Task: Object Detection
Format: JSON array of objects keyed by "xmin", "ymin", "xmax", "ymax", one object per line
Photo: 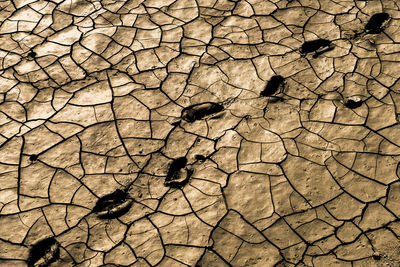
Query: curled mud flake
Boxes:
[
  {"xmin": 344, "ymin": 96, "xmax": 363, "ymax": 109},
  {"xmin": 365, "ymin": 13, "xmax": 390, "ymax": 34},
  {"xmin": 300, "ymin": 39, "xmax": 333, "ymax": 55},
  {"xmin": 29, "ymin": 154, "xmax": 38, "ymax": 161},
  {"xmin": 28, "ymin": 237, "xmax": 60, "ymax": 267},
  {"xmin": 261, "ymin": 75, "xmax": 285, "ymax": 96},
  {"xmin": 181, "ymin": 102, "xmax": 224, "ymax": 122},
  {"xmin": 93, "ymin": 189, "xmax": 133, "ymax": 219},
  {"xmin": 165, "ymin": 157, "xmax": 193, "ymax": 188}
]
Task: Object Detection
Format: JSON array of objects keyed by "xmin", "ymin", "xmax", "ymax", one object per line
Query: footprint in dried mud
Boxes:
[
  {"xmin": 165, "ymin": 157, "xmax": 193, "ymax": 188},
  {"xmin": 301, "ymin": 39, "xmax": 334, "ymax": 58},
  {"xmin": 92, "ymin": 189, "xmax": 133, "ymax": 219},
  {"xmin": 365, "ymin": 13, "xmax": 390, "ymax": 34},
  {"xmin": 344, "ymin": 96, "xmax": 363, "ymax": 109},
  {"xmin": 261, "ymin": 75, "xmax": 285, "ymax": 96},
  {"xmin": 27, "ymin": 237, "xmax": 60, "ymax": 267},
  {"xmin": 181, "ymin": 102, "xmax": 224, "ymax": 122}
]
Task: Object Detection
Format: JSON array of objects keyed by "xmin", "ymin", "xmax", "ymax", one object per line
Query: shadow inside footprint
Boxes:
[
  {"xmin": 165, "ymin": 157, "xmax": 193, "ymax": 188},
  {"xmin": 28, "ymin": 237, "xmax": 60, "ymax": 267},
  {"xmin": 365, "ymin": 13, "xmax": 390, "ymax": 34},
  {"xmin": 261, "ymin": 75, "xmax": 285, "ymax": 96},
  {"xmin": 301, "ymin": 39, "xmax": 333, "ymax": 55},
  {"xmin": 93, "ymin": 189, "xmax": 133, "ymax": 219},
  {"xmin": 344, "ymin": 97, "xmax": 363, "ymax": 109},
  {"xmin": 181, "ymin": 102, "xmax": 224, "ymax": 122}
]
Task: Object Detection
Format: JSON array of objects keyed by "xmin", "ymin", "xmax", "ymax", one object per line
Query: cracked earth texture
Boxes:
[{"xmin": 1, "ymin": 0, "xmax": 400, "ymax": 266}]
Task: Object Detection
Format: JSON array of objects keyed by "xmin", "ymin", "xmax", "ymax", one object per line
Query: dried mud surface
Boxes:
[{"xmin": 1, "ymin": 0, "xmax": 400, "ymax": 266}]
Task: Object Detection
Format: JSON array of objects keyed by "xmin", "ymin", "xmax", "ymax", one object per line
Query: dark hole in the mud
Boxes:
[
  {"xmin": 28, "ymin": 237, "xmax": 60, "ymax": 267},
  {"xmin": 195, "ymin": 154, "xmax": 206, "ymax": 161},
  {"xmin": 93, "ymin": 189, "xmax": 133, "ymax": 219},
  {"xmin": 29, "ymin": 154, "xmax": 38, "ymax": 161},
  {"xmin": 300, "ymin": 39, "xmax": 332, "ymax": 54},
  {"xmin": 181, "ymin": 102, "xmax": 224, "ymax": 122},
  {"xmin": 345, "ymin": 98, "xmax": 363, "ymax": 109},
  {"xmin": 261, "ymin": 75, "xmax": 285, "ymax": 96},
  {"xmin": 365, "ymin": 13, "xmax": 390, "ymax": 34},
  {"xmin": 27, "ymin": 51, "xmax": 36, "ymax": 58},
  {"xmin": 165, "ymin": 157, "xmax": 192, "ymax": 188},
  {"xmin": 372, "ymin": 254, "xmax": 381, "ymax": 260}
]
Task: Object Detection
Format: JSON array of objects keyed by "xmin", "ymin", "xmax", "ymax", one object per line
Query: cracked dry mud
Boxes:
[{"xmin": 1, "ymin": 0, "xmax": 400, "ymax": 266}]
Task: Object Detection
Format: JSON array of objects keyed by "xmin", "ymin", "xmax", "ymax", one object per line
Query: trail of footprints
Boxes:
[{"xmin": 1, "ymin": 0, "xmax": 400, "ymax": 266}]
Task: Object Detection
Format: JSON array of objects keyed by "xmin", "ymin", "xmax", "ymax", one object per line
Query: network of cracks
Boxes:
[{"xmin": 1, "ymin": 0, "xmax": 400, "ymax": 266}]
